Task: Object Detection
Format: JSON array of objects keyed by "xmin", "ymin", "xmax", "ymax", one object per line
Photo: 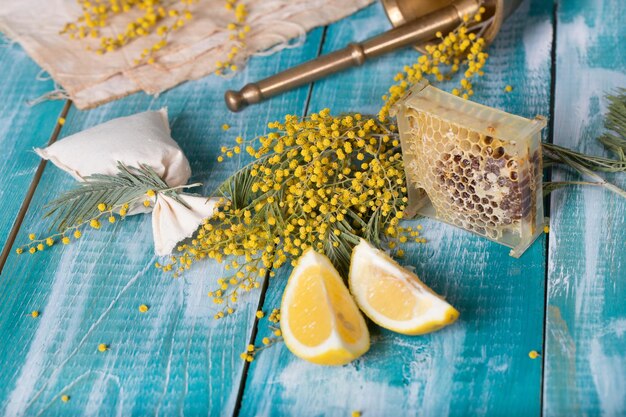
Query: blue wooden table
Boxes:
[{"xmin": 0, "ymin": 1, "xmax": 624, "ymax": 416}]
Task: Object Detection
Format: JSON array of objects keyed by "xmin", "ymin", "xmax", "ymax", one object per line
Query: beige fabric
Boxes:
[
  {"xmin": 35, "ymin": 109, "xmax": 216, "ymax": 255},
  {"xmin": 152, "ymin": 193, "xmax": 219, "ymax": 256},
  {"xmin": 0, "ymin": 0, "xmax": 374, "ymax": 109}
]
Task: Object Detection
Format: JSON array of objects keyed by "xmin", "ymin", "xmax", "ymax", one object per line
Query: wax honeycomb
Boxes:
[{"xmin": 393, "ymin": 81, "xmax": 547, "ymax": 258}]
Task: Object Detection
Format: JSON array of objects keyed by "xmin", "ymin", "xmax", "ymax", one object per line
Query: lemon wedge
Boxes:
[
  {"xmin": 280, "ymin": 248, "xmax": 370, "ymax": 365},
  {"xmin": 349, "ymin": 239, "xmax": 459, "ymax": 335}
]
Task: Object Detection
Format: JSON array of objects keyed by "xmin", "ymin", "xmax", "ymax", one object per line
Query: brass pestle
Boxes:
[{"xmin": 224, "ymin": 0, "xmax": 523, "ymax": 112}]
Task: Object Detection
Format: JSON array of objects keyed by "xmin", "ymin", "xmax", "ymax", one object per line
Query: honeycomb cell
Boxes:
[{"xmin": 394, "ymin": 80, "xmax": 547, "ymax": 258}]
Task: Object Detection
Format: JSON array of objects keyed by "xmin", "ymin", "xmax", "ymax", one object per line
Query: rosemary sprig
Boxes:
[
  {"xmin": 45, "ymin": 162, "xmax": 191, "ymax": 231},
  {"xmin": 19, "ymin": 162, "xmax": 201, "ymax": 255},
  {"xmin": 543, "ymin": 89, "xmax": 626, "ymax": 198},
  {"xmin": 543, "ymin": 142, "xmax": 626, "ymax": 173},
  {"xmin": 542, "ymin": 181, "xmax": 602, "ymax": 197},
  {"xmin": 600, "ymin": 88, "xmax": 626, "ymax": 161}
]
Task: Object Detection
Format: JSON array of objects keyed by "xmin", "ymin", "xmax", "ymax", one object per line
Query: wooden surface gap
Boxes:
[
  {"xmin": 0, "ymin": 100, "xmax": 71, "ymax": 274},
  {"xmin": 233, "ymin": 28, "xmax": 328, "ymax": 416},
  {"xmin": 232, "ymin": 270, "xmax": 271, "ymax": 417},
  {"xmin": 539, "ymin": 3, "xmax": 559, "ymax": 415},
  {"xmin": 302, "ymin": 26, "xmax": 329, "ymax": 117}
]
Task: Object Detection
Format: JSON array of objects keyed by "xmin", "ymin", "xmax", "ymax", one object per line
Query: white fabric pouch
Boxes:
[
  {"xmin": 152, "ymin": 194, "xmax": 218, "ymax": 256},
  {"xmin": 35, "ymin": 109, "xmax": 191, "ymax": 187},
  {"xmin": 35, "ymin": 109, "xmax": 218, "ymax": 256}
]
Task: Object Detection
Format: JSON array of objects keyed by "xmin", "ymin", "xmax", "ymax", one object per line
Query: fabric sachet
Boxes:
[
  {"xmin": 151, "ymin": 193, "xmax": 218, "ymax": 256},
  {"xmin": 35, "ymin": 109, "xmax": 218, "ymax": 256}
]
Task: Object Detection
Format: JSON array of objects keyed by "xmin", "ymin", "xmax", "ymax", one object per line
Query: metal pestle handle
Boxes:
[{"xmin": 224, "ymin": 0, "xmax": 479, "ymax": 112}]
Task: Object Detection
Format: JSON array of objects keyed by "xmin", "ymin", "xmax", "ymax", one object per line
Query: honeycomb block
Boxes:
[{"xmin": 392, "ymin": 80, "xmax": 547, "ymax": 258}]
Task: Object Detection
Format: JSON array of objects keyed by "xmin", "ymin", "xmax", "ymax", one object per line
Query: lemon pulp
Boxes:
[
  {"xmin": 349, "ymin": 239, "xmax": 459, "ymax": 335},
  {"xmin": 281, "ymin": 249, "xmax": 369, "ymax": 365}
]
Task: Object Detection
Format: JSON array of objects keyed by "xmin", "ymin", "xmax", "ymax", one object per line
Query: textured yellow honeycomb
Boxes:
[
  {"xmin": 403, "ymin": 108, "xmax": 541, "ymax": 241},
  {"xmin": 394, "ymin": 81, "xmax": 547, "ymax": 257}
]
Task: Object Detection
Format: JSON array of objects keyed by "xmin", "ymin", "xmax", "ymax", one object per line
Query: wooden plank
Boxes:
[
  {"xmin": 0, "ymin": 35, "xmax": 66, "ymax": 255},
  {"xmin": 0, "ymin": 29, "xmax": 324, "ymax": 416},
  {"xmin": 239, "ymin": 1, "xmax": 553, "ymax": 416},
  {"xmin": 544, "ymin": 0, "xmax": 626, "ymax": 415}
]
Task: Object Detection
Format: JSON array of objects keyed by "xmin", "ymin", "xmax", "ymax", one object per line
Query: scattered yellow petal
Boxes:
[
  {"xmin": 139, "ymin": 304, "xmax": 149, "ymax": 313},
  {"xmin": 528, "ymin": 350, "xmax": 540, "ymax": 359},
  {"xmin": 543, "ymin": 225, "xmax": 550, "ymax": 234},
  {"xmin": 58, "ymin": 117, "xmax": 66, "ymax": 125},
  {"xmin": 222, "ymin": 124, "xmax": 230, "ymax": 131},
  {"xmin": 505, "ymin": 85, "xmax": 513, "ymax": 93},
  {"xmin": 31, "ymin": 310, "xmax": 40, "ymax": 318},
  {"xmin": 61, "ymin": 395, "xmax": 70, "ymax": 403},
  {"xmin": 98, "ymin": 343, "xmax": 109, "ymax": 352}
]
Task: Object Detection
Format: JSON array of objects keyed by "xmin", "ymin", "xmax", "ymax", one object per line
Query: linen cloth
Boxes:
[
  {"xmin": 0, "ymin": 0, "xmax": 374, "ymax": 109},
  {"xmin": 35, "ymin": 109, "xmax": 218, "ymax": 255}
]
